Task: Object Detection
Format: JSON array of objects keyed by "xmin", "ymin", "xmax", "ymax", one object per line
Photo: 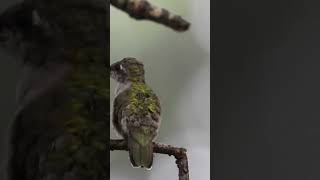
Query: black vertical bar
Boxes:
[{"xmin": 106, "ymin": 0, "xmax": 111, "ymax": 179}]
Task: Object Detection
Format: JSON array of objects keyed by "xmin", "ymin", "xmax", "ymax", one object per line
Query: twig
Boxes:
[
  {"xmin": 110, "ymin": 0, "xmax": 190, "ymax": 32},
  {"xmin": 110, "ymin": 139, "xmax": 190, "ymax": 180}
]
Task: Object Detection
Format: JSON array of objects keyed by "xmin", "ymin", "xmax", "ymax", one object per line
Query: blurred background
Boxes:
[
  {"xmin": 214, "ymin": 0, "xmax": 320, "ymax": 180},
  {"xmin": 110, "ymin": 0, "xmax": 210, "ymax": 180}
]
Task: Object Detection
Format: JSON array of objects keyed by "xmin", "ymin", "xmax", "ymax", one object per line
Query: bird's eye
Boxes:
[{"xmin": 114, "ymin": 64, "xmax": 120, "ymax": 71}]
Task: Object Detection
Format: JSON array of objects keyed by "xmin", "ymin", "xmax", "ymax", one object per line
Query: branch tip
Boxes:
[{"xmin": 110, "ymin": 0, "xmax": 190, "ymax": 32}]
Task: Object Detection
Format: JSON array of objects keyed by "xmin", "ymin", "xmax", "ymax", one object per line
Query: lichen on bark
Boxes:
[{"xmin": 40, "ymin": 2, "xmax": 110, "ymax": 179}]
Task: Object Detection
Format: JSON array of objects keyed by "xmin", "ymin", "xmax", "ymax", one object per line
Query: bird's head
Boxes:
[{"xmin": 110, "ymin": 57, "xmax": 145, "ymax": 83}]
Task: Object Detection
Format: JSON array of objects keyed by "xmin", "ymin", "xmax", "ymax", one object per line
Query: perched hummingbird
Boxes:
[{"xmin": 110, "ymin": 58, "xmax": 161, "ymax": 169}]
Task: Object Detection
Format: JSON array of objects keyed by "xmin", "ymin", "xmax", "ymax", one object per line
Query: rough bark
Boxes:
[
  {"xmin": 110, "ymin": 0, "xmax": 190, "ymax": 31},
  {"xmin": 1, "ymin": 1, "xmax": 109, "ymax": 180}
]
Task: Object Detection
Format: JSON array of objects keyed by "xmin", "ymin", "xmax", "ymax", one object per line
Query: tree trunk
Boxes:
[{"xmin": 1, "ymin": 0, "xmax": 110, "ymax": 179}]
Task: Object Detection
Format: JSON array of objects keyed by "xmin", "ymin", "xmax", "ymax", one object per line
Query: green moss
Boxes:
[
  {"xmin": 65, "ymin": 116, "xmax": 88, "ymax": 134},
  {"xmin": 65, "ymin": 48, "xmax": 107, "ymax": 64},
  {"xmin": 34, "ymin": 4, "xmax": 109, "ymax": 178},
  {"xmin": 91, "ymin": 140, "xmax": 106, "ymax": 151}
]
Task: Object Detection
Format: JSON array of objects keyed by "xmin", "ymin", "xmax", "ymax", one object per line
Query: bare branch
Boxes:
[
  {"xmin": 110, "ymin": 0, "xmax": 190, "ymax": 32},
  {"xmin": 110, "ymin": 139, "xmax": 190, "ymax": 180}
]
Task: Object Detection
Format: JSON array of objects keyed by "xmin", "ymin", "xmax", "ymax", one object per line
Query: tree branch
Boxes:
[
  {"xmin": 110, "ymin": 139, "xmax": 190, "ymax": 180},
  {"xmin": 110, "ymin": 0, "xmax": 190, "ymax": 32}
]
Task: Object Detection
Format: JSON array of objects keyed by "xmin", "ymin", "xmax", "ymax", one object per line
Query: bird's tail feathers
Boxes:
[{"xmin": 127, "ymin": 131, "xmax": 153, "ymax": 169}]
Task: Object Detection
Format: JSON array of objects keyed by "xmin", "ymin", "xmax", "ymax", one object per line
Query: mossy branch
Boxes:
[
  {"xmin": 110, "ymin": 139, "xmax": 190, "ymax": 180},
  {"xmin": 110, "ymin": 0, "xmax": 190, "ymax": 32}
]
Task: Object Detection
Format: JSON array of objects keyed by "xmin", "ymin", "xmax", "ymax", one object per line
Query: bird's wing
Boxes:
[
  {"xmin": 112, "ymin": 88, "xmax": 131, "ymax": 138},
  {"xmin": 113, "ymin": 84, "xmax": 161, "ymax": 138},
  {"xmin": 125, "ymin": 84, "xmax": 161, "ymax": 136},
  {"xmin": 149, "ymin": 91, "xmax": 161, "ymax": 127},
  {"xmin": 123, "ymin": 86, "xmax": 161, "ymax": 168}
]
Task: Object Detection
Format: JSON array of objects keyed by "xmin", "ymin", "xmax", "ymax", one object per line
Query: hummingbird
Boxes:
[{"xmin": 110, "ymin": 57, "xmax": 161, "ymax": 169}]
